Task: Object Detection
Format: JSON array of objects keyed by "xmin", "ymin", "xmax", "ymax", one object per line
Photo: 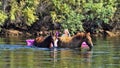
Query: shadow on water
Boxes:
[{"xmin": 0, "ymin": 37, "xmax": 120, "ymax": 68}]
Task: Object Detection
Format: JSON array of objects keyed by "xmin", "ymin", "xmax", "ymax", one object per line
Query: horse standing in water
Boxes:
[{"xmin": 57, "ymin": 32, "xmax": 93, "ymax": 51}]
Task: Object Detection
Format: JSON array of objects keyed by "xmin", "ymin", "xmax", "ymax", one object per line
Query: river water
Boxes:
[{"xmin": 0, "ymin": 37, "xmax": 120, "ymax": 68}]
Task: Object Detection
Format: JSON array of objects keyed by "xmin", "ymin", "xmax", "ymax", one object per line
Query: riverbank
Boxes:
[{"xmin": 0, "ymin": 29, "xmax": 120, "ymax": 38}]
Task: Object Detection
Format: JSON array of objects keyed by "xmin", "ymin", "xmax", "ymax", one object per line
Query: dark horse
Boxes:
[{"xmin": 33, "ymin": 35, "xmax": 54, "ymax": 48}]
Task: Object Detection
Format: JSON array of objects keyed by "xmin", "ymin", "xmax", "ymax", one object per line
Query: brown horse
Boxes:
[{"xmin": 57, "ymin": 32, "xmax": 93, "ymax": 50}]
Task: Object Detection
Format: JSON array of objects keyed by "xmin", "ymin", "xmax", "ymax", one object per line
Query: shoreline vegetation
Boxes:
[{"xmin": 0, "ymin": 0, "xmax": 119, "ymax": 38}]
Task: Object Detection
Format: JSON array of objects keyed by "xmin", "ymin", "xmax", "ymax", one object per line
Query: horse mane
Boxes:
[
  {"xmin": 73, "ymin": 32, "xmax": 91, "ymax": 39},
  {"xmin": 58, "ymin": 36, "xmax": 72, "ymax": 43}
]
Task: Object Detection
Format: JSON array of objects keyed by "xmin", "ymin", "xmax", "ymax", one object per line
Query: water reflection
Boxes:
[
  {"xmin": 80, "ymin": 51, "xmax": 92, "ymax": 62},
  {"xmin": 50, "ymin": 48, "xmax": 58, "ymax": 62},
  {"xmin": 50, "ymin": 48, "xmax": 93, "ymax": 68},
  {"xmin": 0, "ymin": 37, "xmax": 26, "ymax": 45}
]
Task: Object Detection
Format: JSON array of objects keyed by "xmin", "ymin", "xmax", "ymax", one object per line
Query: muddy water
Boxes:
[{"xmin": 0, "ymin": 37, "xmax": 120, "ymax": 68}]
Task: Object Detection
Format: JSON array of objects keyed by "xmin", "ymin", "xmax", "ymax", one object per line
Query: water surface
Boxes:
[{"xmin": 0, "ymin": 37, "xmax": 120, "ymax": 68}]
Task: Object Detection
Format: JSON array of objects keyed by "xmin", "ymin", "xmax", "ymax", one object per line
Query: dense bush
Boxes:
[{"xmin": 0, "ymin": 0, "xmax": 118, "ymax": 34}]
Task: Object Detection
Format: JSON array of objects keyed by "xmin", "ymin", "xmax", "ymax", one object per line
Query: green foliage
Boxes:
[
  {"xmin": 25, "ymin": 0, "xmax": 39, "ymax": 7},
  {"xmin": 50, "ymin": 11, "xmax": 65, "ymax": 23},
  {"xmin": 62, "ymin": 12, "xmax": 85, "ymax": 35},
  {"xmin": 9, "ymin": 0, "xmax": 20, "ymax": 21},
  {"xmin": 0, "ymin": 0, "xmax": 118, "ymax": 33},
  {"xmin": 8, "ymin": 0, "xmax": 39, "ymax": 26},
  {"xmin": 51, "ymin": 0, "xmax": 117, "ymax": 34},
  {"xmin": 0, "ymin": 10, "xmax": 7, "ymax": 25},
  {"xmin": 23, "ymin": 7, "xmax": 38, "ymax": 26},
  {"xmin": 52, "ymin": 0, "xmax": 85, "ymax": 34},
  {"xmin": 0, "ymin": 1, "xmax": 2, "ymax": 7},
  {"xmin": 82, "ymin": 1, "xmax": 117, "ymax": 23},
  {"xmin": 22, "ymin": 0, "xmax": 39, "ymax": 26}
]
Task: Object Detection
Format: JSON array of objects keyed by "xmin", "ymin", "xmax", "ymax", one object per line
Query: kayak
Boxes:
[{"xmin": 26, "ymin": 39, "xmax": 35, "ymax": 46}]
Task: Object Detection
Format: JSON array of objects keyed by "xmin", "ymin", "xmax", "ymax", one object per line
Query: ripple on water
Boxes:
[
  {"xmin": 106, "ymin": 64, "xmax": 120, "ymax": 68},
  {"xmin": 93, "ymin": 51, "xmax": 110, "ymax": 54},
  {"xmin": 112, "ymin": 57, "xmax": 120, "ymax": 60}
]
